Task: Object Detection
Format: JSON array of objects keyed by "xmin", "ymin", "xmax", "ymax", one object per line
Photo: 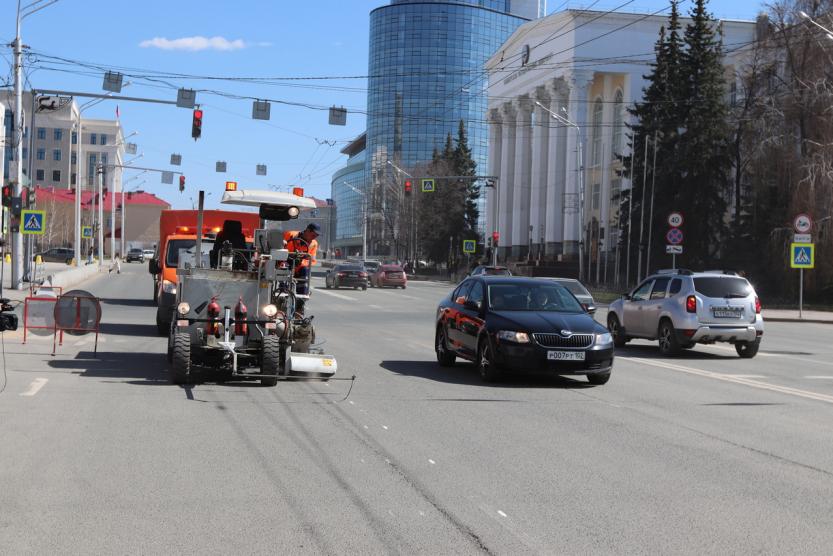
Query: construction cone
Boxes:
[
  {"xmin": 3, "ymin": 253, "xmax": 9, "ymax": 263},
  {"xmin": 35, "ymin": 255, "xmax": 43, "ymax": 264}
]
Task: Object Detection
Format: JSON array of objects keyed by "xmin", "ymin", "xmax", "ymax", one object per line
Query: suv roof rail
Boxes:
[
  {"xmin": 654, "ymin": 268, "xmax": 693, "ymax": 276},
  {"xmin": 701, "ymin": 270, "xmax": 739, "ymax": 276}
]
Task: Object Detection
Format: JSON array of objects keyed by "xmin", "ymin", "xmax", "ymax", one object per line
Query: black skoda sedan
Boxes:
[{"xmin": 435, "ymin": 276, "xmax": 613, "ymax": 384}]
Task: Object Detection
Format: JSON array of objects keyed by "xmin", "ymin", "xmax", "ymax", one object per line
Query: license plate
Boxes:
[
  {"xmin": 548, "ymin": 351, "xmax": 585, "ymax": 361},
  {"xmin": 713, "ymin": 308, "xmax": 742, "ymax": 318}
]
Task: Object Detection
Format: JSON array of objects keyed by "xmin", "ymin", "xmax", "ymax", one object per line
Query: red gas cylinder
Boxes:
[
  {"xmin": 234, "ymin": 297, "xmax": 248, "ymax": 336},
  {"xmin": 207, "ymin": 296, "xmax": 221, "ymax": 337}
]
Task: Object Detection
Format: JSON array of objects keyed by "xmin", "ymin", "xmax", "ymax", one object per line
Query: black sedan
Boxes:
[
  {"xmin": 325, "ymin": 264, "xmax": 368, "ymax": 290},
  {"xmin": 435, "ymin": 276, "xmax": 613, "ymax": 384}
]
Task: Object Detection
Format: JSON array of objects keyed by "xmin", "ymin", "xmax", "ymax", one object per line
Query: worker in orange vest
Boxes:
[{"xmin": 284, "ymin": 223, "xmax": 320, "ymax": 301}]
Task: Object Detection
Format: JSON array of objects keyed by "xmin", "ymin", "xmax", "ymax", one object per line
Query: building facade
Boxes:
[
  {"xmin": 485, "ymin": 10, "xmax": 755, "ymax": 276},
  {"xmin": 331, "ymin": 133, "xmax": 366, "ymax": 256},
  {"xmin": 362, "ymin": 0, "xmax": 542, "ymax": 256}
]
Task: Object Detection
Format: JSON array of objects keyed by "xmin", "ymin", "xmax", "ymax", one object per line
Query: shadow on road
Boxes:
[
  {"xmin": 48, "ymin": 351, "xmax": 169, "ymax": 382},
  {"xmin": 99, "ymin": 322, "xmax": 160, "ymax": 337},
  {"xmin": 614, "ymin": 344, "xmax": 737, "ymax": 360},
  {"xmin": 100, "ymin": 298, "xmax": 156, "ymax": 308},
  {"xmin": 379, "ymin": 359, "xmax": 596, "ymax": 389}
]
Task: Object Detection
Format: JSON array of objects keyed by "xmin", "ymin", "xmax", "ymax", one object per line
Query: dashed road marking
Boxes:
[
  {"xmin": 313, "ymin": 288, "xmax": 356, "ymax": 301},
  {"xmin": 382, "ymin": 425, "xmax": 388, "ymax": 430},
  {"xmin": 20, "ymin": 378, "xmax": 48, "ymax": 397},
  {"xmin": 428, "ymin": 459, "xmax": 436, "ymax": 465},
  {"xmin": 805, "ymin": 376, "xmax": 833, "ymax": 380},
  {"xmin": 723, "ymin": 374, "xmax": 766, "ymax": 378},
  {"xmin": 368, "ymin": 304, "xmax": 383, "ymax": 310},
  {"xmin": 627, "ymin": 357, "xmax": 833, "ymax": 405},
  {"xmin": 497, "ymin": 510, "xmax": 508, "ymax": 518}
]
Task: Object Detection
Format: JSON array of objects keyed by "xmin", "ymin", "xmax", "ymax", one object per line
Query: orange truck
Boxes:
[{"xmin": 150, "ymin": 209, "xmax": 261, "ymax": 334}]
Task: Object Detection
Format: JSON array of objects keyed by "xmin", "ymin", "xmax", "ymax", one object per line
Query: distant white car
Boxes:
[{"xmin": 142, "ymin": 249, "xmax": 155, "ymax": 261}]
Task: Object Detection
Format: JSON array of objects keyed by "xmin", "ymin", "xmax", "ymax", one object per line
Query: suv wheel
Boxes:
[
  {"xmin": 657, "ymin": 320, "xmax": 682, "ymax": 356},
  {"xmin": 735, "ymin": 338, "xmax": 761, "ymax": 358},
  {"xmin": 607, "ymin": 315, "xmax": 628, "ymax": 347}
]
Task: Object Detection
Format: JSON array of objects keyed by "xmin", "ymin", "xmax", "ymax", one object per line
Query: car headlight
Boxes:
[
  {"xmin": 262, "ymin": 304, "xmax": 278, "ymax": 318},
  {"xmin": 162, "ymin": 280, "xmax": 176, "ymax": 294},
  {"xmin": 595, "ymin": 332, "xmax": 613, "ymax": 346},
  {"xmin": 497, "ymin": 330, "xmax": 530, "ymax": 343},
  {"xmin": 177, "ymin": 302, "xmax": 190, "ymax": 316}
]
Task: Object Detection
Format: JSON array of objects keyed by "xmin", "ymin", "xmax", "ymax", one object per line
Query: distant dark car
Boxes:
[
  {"xmin": 547, "ymin": 277, "xmax": 596, "ymax": 314},
  {"xmin": 371, "ymin": 264, "xmax": 407, "ymax": 289},
  {"xmin": 325, "ymin": 264, "xmax": 367, "ymax": 290},
  {"xmin": 126, "ymin": 248, "xmax": 144, "ymax": 263},
  {"xmin": 36, "ymin": 247, "xmax": 73, "ymax": 264},
  {"xmin": 434, "ymin": 276, "xmax": 613, "ymax": 384},
  {"xmin": 469, "ymin": 265, "xmax": 512, "ymax": 277}
]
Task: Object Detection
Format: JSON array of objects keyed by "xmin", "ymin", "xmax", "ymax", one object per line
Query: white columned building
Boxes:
[{"xmin": 485, "ymin": 9, "xmax": 755, "ymax": 278}]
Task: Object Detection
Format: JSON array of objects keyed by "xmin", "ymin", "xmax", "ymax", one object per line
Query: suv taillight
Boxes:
[
  {"xmin": 755, "ymin": 296, "xmax": 761, "ymax": 314},
  {"xmin": 686, "ymin": 295, "xmax": 697, "ymax": 313}
]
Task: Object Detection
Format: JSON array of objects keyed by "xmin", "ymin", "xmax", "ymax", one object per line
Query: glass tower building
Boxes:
[{"xmin": 363, "ymin": 0, "xmax": 540, "ymax": 253}]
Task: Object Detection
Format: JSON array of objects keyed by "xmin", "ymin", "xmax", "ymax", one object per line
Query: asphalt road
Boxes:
[{"xmin": 2, "ymin": 263, "xmax": 833, "ymax": 554}]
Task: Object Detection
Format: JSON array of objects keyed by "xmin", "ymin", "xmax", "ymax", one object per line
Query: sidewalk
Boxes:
[{"xmin": 762, "ymin": 309, "xmax": 833, "ymax": 324}]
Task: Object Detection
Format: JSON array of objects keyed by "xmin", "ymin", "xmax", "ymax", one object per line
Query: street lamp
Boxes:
[
  {"xmin": 343, "ymin": 181, "xmax": 367, "ymax": 262},
  {"xmin": 535, "ymin": 100, "xmax": 586, "ymax": 281},
  {"xmin": 799, "ymin": 11, "xmax": 833, "ymax": 40}
]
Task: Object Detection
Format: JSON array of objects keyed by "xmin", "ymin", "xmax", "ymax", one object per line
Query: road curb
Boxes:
[
  {"xmin": 763, "ymin": 317, "xmax": 833, "ymax": 325},
  {"xmin": 45, "ymin": 264, "xmax": 103, "ymax": 291}
]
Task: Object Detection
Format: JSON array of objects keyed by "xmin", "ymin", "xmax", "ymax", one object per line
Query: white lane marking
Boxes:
[
  {"xmin": 20, "ymin": 378, "xmax": 48, "ymax": 397},
  {"xmin": 701, "ymin": 344, "xmax": 775, "ymax": 357},
  {"xmin": 368, "ymin": 304, "xmax": 383, "ymax": 310},
  {"xmin": 313, "ymin": 288, "xmax": 356, "ymax": 301},
  {"xmin": 498, "ymin": 510, "xmax": 508, "ymax": 518},
  {"xmin": 805, "ymin": 376, "xmax": 833, "ymax": 380},
  {"xmin": 428, "ymin": 459, "xmax": 436, "ymax": 465},
  {"xmin": 363, "ymin": 425, "xmax": 369, "ymax": 429},
  {"xmin": 627, "ymin": 357, "xmax": 833, "ymax": 405},
  {"xmin": 724, "ymin": 374, "xmax": 766, "ymax": 378},
  {"xmin": 382, "ymin": 425, "xmax": 389, "ymax": 430},
  {"xmin": 348, "ymin": 400, "xmax": 355, "ymax": 405},
  {"xmin": 400, "ymin": 294, "xmax": 419, "ymax": 300}
]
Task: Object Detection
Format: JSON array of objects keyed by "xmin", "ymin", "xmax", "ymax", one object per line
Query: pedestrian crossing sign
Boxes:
[
  {"xmin": 21, "ymin": 209, "xmax": 45, "ymax": 235},
  {"xmin": 462, "ymin": 239, "xmax": 476, "ymax": 254},
  {"xmin": 421, "ymin": 178, "xmax": 435, "ymax": 193},
  {"xmin": 790, "ymin": 242, "xmax": 814, "ymax": 269},
  {"xmin": 82, "ymin": 225, "xmax": 93, "ymax": 239}
]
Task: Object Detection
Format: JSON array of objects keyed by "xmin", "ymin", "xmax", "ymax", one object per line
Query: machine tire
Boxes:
[
  {"xmin": 156, "ymin": 310, "xmax": 170, "ymax": 336},
  {"xmin": 587, "ymin": 371, "xmax": 611, "ymax": 385},
  {"xmin": 657, "ymin": 319, "xmax": 682, "ymax": 356},
  {"xmin": 607, "ymin": 314, "xmax": 628, "ymax": 347},
  {"xmin": 735, "ymin": 338, "xmax": 761, "ymax": 358},
  {"xmin": 261, "ymin": 336, "xmax": 281, "ymax": 386},
  {"xmin": 170, "ymin": 332, "xmax": 191, "ymax": 384},
  {"xmin": 435, "ymin": 326, "xmax": 456, "ymax": 367},
  {"xmin": 477, "ymin": 336, "xmax": 501, "ymax": 383},
  {"xmin": 153, "ymin": 282, "xmax": 158, "ymax": 304}
]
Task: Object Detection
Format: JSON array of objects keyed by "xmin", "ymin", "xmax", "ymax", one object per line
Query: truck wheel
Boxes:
[
  {"xmin": 156, "ymin": 310, "xmax": 169, "ymax": 336},
  {"xmin": 261, "ymin": 336, "xmax": 281, "ymax": 386},
  {"xmin": 170, "ymin": 332, "xmax": 190, "ymax": 384},
  {"xmin": 153, "ymin": 282, "xmax": 159, "ymax": 304}
]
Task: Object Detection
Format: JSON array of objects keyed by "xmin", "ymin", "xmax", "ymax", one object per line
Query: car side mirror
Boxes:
[
  {"xmin": 464, "ymin": 299, "xmax": 481, "ymax": 312},
  {"xmin": 585, "ymin": 305, "xmax": 597, "ymax": 315},
  {"xmin": 622, "ymin": 293, "xmax": 631, "ymax": 301},
  {"xmin": 148, "ymin": 259, "xmax": 159, "ymax": 274}
]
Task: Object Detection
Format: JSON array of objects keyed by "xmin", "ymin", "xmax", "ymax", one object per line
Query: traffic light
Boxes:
[
  {"xmin": 179, "ymin": 175, "xmax": 186, "ymax": 192},
  {"xmin": 191, "ymin": 108, "xmax": 203, "ymax": 140},
  {"xmin": 492, "ymin": 231, "xmax": 499, "ymax": 248},
  {"xmin": 404, "ymin": 179, "xmax": 412, "ymax": 195},
  {"xmin": 1, "ymin": 185, "xmax": 12, "ymax": 207}
]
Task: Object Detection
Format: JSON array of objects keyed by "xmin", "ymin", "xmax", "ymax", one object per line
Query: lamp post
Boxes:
[
  {"xmin": 343, "ymin": 181, "xmax": 367, "ymax": 262},
  {"xmin": 536, "ymin": 101, "xmax": 585, "ymax": 281},
  {"xmin": 120, "ymin": 170, "xmax": 147, "ymax": 255},
  {"xmin": 386, "ymin": 160, "xmax": 415, "ymax": 262},
  {"xmin": 799, "ymin": 11, "xmax": 833, "ymax": 38},
  {"xmin": 111, "ymin": 149, "xmax": 141, "ymax": 257}
]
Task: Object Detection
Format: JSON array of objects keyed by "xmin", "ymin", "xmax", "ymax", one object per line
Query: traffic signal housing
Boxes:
[
  {"xmin": 191, "ymin": 108, "xmax": 203, "ymax": 140},
  {"xmin": 179, "ymin": 175, "xmax": 186, "ymax": 192},
  {"xmin": 492, "ymin": 231, "xmax": 499, "ymax": 248},
  {"xmin": 2, "ymin": 185, "xmax": 13, "ymax": 207},
  {"xmin": 404, "ymin": 179, "xmax": 412, "ymax": 195}
]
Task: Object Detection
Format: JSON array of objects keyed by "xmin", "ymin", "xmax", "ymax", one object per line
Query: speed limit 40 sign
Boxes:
[{"xmin": 668, "ymin": 212, "xmax": 684, "ymax": 228}]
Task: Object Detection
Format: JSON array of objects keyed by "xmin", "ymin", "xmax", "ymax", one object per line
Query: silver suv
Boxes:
[{"xmin": 607, "ymin": 270, "xmax": 764, "ymax": 358}]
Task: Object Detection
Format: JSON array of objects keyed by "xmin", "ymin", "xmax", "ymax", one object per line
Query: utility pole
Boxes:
[{"xmin": 12, "ymin": 8, "xmax": 26, "ymax": 289}]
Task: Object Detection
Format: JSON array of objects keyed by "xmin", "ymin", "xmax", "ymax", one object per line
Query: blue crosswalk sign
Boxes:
[
  {"xmin": 21, "ymin": 210, "xmax": 45, "ymax": 235},
  {"xmin": 790, "ymin": 242, "xmax": 814, "ymax": 269}
]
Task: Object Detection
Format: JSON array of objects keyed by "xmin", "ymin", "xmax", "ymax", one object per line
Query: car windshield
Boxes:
[
  {"xmin": 487, "ymin": 283, "xmax": 584, "ymax": 312},
  {"xmin": 554, "ymin": 279, "xmax": 590, "ymax": 296},
  {"xmin": 129, "ymin": 249, "xmax": 142, "ymax": 254},
  {"xmin": 364, "ymin": 262, "xmax": 380, "ymax": 270},
  {"xmin": 693, "ymin": 277, "xmax": 753, "ymax": 298},
  {"xmin": 338, "ymin": 265, "xmax": 364, "ymax": 272},
  {"xmin": 166, "ymin": 239, "xmax": 215, "ymax": 267},
  {"xmin": 483, "ymin": 267, "xmax": 510, "ymax": 276}
]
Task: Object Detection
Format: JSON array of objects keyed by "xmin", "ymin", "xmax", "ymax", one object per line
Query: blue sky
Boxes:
[{"xmin": 2, "ymin": 0, "xmax": 763, "ymax": 209}]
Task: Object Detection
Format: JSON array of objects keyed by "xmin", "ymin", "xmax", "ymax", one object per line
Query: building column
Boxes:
[
  {"xmin": 562, "ymin": 71, "xmax": 593, "ymax": 259},
  {"xmin": 529, "ymin": 87, "xmax": 549, "ymax": 260},
  {"xmin": 545, "ymin": 79, "xmax": 568, "ymax": 257},
  {"xmin": 511, "ymin": 96, "xmax": 532, "ymax": 259},
  {"xmin": 486, "ymin": 108, "xmax": 502, "ymax": 244},
  {"xmin": 498, "ymin": 103, "xmax": 516, "ymax": 261}
]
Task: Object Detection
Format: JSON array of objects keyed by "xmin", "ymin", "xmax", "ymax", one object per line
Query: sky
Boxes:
[{"xmin": 2, "ymin": 0, "xmax": 764, "ymax": 210}]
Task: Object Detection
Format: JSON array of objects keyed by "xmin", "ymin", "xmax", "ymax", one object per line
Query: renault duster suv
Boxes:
[{"xmin": 606, "ymin": 270, "xmax": 763, "ymax": 358}]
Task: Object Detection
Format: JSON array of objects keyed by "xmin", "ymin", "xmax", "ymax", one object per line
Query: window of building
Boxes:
[
  {"xmin": 36, "ymin": 169, "xmax": 44, "ymax": 181},
  {"xmin": 90, "ymin": 133, "xmax": 97, "ymax": 145},
  {"xmin": 54, "ymin": 128, "xmax": 63, "ymax": 141},
  {"xmin": 53, "ymin": 149, "xmax": 62, "ymax": 162},
  {"xmin": 71, "ymin": 152, "xmax": 77, "ymax": 165},
  {"xmin": 52, "ymin": 170, "xmax": 61, "ymax": 183},
  {"xmin": 100, "ymin": 134, "xmax": 107, "ymax": 146},
  {"xmin": 612, "ymin": 89, "xmax": 624, "ymax": 157},
  {"xmin": 37, "ymin": 127, "xmax": 46, "ymax": 140},
  {"xmin": 22, "ymin": 147, "xmax": 27, "ymax": 159},
  {"xmin": 592, "ymin": 183, "xmax": 601, "ymax": 210},
  {"xmin": 71, "ymin": 131, "xmax": 77, "ymax": 145},
  {"xmin": 36, "ymin": 148, "xmax": 45, "ymax": 161},
  {"xmin": 591, "ymin": 99, "xmax": 603, "ymax": 167},
  {"xmin": 71, "ymin": 173, "xmax": 76, "ymax": 185},
  {"xmin": 101, "ymin": 153, "xmax": 108, "ymax": 166}
]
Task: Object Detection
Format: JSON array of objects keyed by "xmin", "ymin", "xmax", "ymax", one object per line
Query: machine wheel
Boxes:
[
  {"xmin": 607, "ymin": 314, "xmax": 628, "ymax": 347},
  {"xmin": 435, "ymin": 326, "xmax": 456, "ymax": 367},
  {"xmin": 587, "ymin": 371, "xmax": 611, "ymax": 385},
  {"xmin": 261, "ymin": 336, "xmax": 281, "ymax": 386},
  {"xmin": 153, "ymin": 282, "xmax": 158, "ymax": 304},
  {"xmin": 477, "ymin": 336, "xmax": 501, "ymax": 383},
  {"xmin": 657, "ymin": 320, "xmax": 682, "ymax": 356},
  {"xmin": 170, "ymin": 332, "xmax": 191, "ymax": 384},
  {"xmin": 156, "ymin": 310, "xmax": 170, "ymax": 336},
  {"xmin": 735, "ymin": 338, "xmax": 761, "ymax": 358}
]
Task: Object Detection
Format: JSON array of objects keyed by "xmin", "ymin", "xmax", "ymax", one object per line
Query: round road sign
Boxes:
[
  {"xmin": 793, "ymin": 213, "xmax": 812, "ymax": 233},
  {"xmin": 668, "ymin": 212, "xmax": 684, "ymax": 228},
  {"xmin": 666, "ymin": 228, "xmax": 684, "ymax": 245}
]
